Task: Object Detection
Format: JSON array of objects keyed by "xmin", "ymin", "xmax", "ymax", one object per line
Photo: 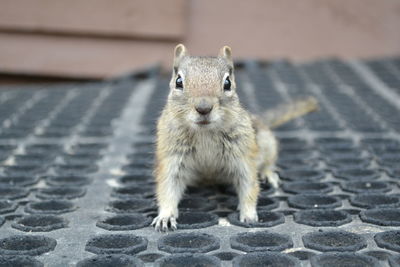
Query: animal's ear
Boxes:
[
  {"xmin": 219, "ymin": 46, "xmax": 233, "ymax": 64},
  {"xmin": 173, "ymin": 44, "xmax": 188, "ymax": 68}
]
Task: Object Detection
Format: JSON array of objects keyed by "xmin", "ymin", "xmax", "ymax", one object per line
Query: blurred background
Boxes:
[{"xmin": 0, "ymin": 0, "xmax": 399, "ymax": 81}]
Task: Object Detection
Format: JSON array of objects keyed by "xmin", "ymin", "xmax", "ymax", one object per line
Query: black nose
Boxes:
[{"xmin": 195, "ymin": 100, "xmax": 213, "ymax": 115}]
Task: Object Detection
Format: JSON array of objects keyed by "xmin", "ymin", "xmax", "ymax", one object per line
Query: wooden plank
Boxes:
[
  {"xmin": 186, "ymin": 0, "xmax": 400, "ymax": 61},
  {"xmin": 0, "ymin": 33, "xmax": 176, "ymax": 79},
  {"xmin": 0, "ymin": 0, "xmax": 186, "ymax": 39}
]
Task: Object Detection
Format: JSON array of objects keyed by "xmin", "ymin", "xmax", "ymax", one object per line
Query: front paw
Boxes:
[
  {"xmin": 240, "ymin": 210, "xmax": 259, "ymax": 223},
  {"xmin": 151, "ymin": 215, "xmax": 177, "ymax": 232}
]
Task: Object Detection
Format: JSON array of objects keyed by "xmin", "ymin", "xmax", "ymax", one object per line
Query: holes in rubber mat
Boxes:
[
  {"xmin": 96, "ymin": 214, "xmax": 151, "ymax": 231},
  {"xmin": 12, "ymin": 215, "xmax": 68, "ymax": 232},
  {"xmin": 328, "ymin": 157, "xmax": 370, "ymax": 169},
  {"xmin": 45, "ymin": 175, "xmax": 91, "ymax": 187},
  {"xmin": 341, "ymin": 181, "xmax": 390, "ymax": 193},
  {"xmin": 310, "ymin": 252, "xmax": 379, "ymax": 267},
  {"xmin": 361, "ymin": 137, "xmax": 400, "ymax": 151},
  {"xmin": 288, "ymin": 194, "xmax": 341, "ymax": 209},
  {"xmin": 80, "ymin": 127, "xmax": 113, "ymax": 137},
  {"xmin": 226, "ymin": 196, "xmax": 278, "ymax": 211},
  {"xmin": 360, "ymin": 208, "xmax": 400, "ymax": 226},
  {"xmin": 107, "ymin": 199, "xmax": 155, "ymax": 213},
  {"xmin": 279, "ymin": 138, "xmax": 308, "ymax": 150},
  {"xmin": 320, "ymin": 147, "xmax": 362, "ymax": 158},
  {"xmin": 36, "ymin": 128, "xmax": 70, "ymax": 138},
  {"xmin": 77, "ymin": 254, "xmax": 144, "ymax": 267},
  {"xmin": 156, "ymin": 253, "xmax": 220, "ymax": 267},
  {"xmin": 377, "ymin": 154, "xmax": 400, "ymax": 168},
  {"xmin": 389, "ymin": 254, "xmax": 400, "ymax": 267},
  {"xmin": 3, "ymin": 165, "xmax": 44, "ymax": 176},
  {"xmin": 176, "ymin": 212, "xmax": 218, "ymax": 229},
  {"xmin": 158, "ymin": 232, "xmax": 219, "ymax": 253},
  {"xmin": 287, "ymin": 250, "xmax": 316, "ymax": 261},
  {"xmin": 294, "ymin": 209, "xmax": 351, "ymax": 226},
  {"xmin": 227, "ymin": 211, "xmax": 284, "ymax": 228},
  {"xmin": 138, "ymin": 253, "xmax": 164, "ymax": 263},
  {"xmin": 388, "ymin": 168, "xmax": 400, "ymax": 179},
  {"xmin": 0, "ymin": 186, "xmax": 29, "ymax": 200},
  {"xmin": 230, "ymin": 231, "xmax": 292, "ymax": 252},
  {"xmin": 123, "ymin": 168, "xmax": 153, "ymax": 177},
  {"xmin": 364, "ymin": 250, "xmax": 393, "ymax": 261},
  {"xmin": 128, "ymin": 153, "xmax": 154, "ymax": 164},
  {"xmin": 0, "ymin": 153, "xmax": 10, "ymax": 162},
  {"xmin": 0, "ymin": 129, "xmax": 29, "ymax": 139},
  {"xmin": 0, "ymin": 235, "xmax": 57, "ymax": 255},
  {"xmin": 0, "ymin": 144, "xmax": 16, "ymax": 152},
  {"xmin": 178, "ymin": 197, "xmax": 217, "ymax": 211},
  {"xmin": 25, "ymin": 200, "xmax": 76, "ymax": 214},
  {"xmin": 36, "ymin": 186, "xmax": 86, "ymax": 200},
  {"xmin": 256, "ymin": 197, "xmax": 279, "ymax": 210},
  {"xmin": 25, "ymin": 144, "xmax": 61, "ymax": 155},
  {"xmin": 133, "ymin": 143, "xmax": 154, "ymax": 154},
  {"xmin": 369, "ymin": 146, "xmax": 400, "ymax": 156},
  {"xmin": 71, "ymin": 143, "xmax": 107, "ymax": 153},
  {"xmin": 111, "ymin": 185, "xmax": 153, "ymax": 199},
  {"xmin": 186, "ymin": 186, "xmax": 216, "ymax": 197},
  {"xmin": 350, "ymin": 194, "xmax": 400, "ymax": 209},
  {"xmin": 0, "ymin": 200, "xmax": 17, "ymax": 214},
  {"xmin": 232, "ymin": 252, "xmax": 300, "ymax": 267},
  {"xmin": 122, "ymin": 162, "xmax": 152, "ymax": 171},
  {"xmin": 13, "ymin": 154, "xmax": 51, "ymax": 166},
  {"xmin": 132, "ymin": 140, "xmax": 155, "ymax": 149},
  {"xmin": 259, "ymin": 182, "xmax": 275, "ymax": 195},
  {"xmin": 54, "ymin": 164, "xmax": 98, "ymax": 175},
  {"xmin": 315, "ymin": 137, "xmax": 354, "ymax": 149},
  {"xmin": 277, "ymin": 158, "xmax": 318, "ymax": 170},
  {"xmin": 0, "ymin": 176, "xmax": 39, "ymax": 187},
  {"xmin": 0, "ymin": 256, "xmax": 44, "ymax": 267},
  {"xmin": 303, "ymin": 230, "xmax": 366, "ymax": 252},
  {"xmin": 85, "ymin": 234, "xmax": 148, "ymax": 255},
  {"xmin": 278, "ymin": 148, "xmax": 313, "ymax": 160},
  {"xmin": 279, "ymin": 169, "xmax": 326, "ymax": 181},
  {"xmin": 4, "ymin": 60, "xmax": 400, "ymax": 265},
  {"xmin": 121, "ymin": 165, "xmax": 152, "ymax": 177},
  {"xmin": 334, "ymin": 169, "xmax": 380, "ymax": 181},
  {"xmin": 212, "ymin": 251, "xmax": 239, "ymax": 261},
  {"xmin": 62, "ymin": 153, "xmax": 101, "ymax": 165},
  {"xmin": 374, "ymin": 231, "xmax": 400, "ymax": 252},
  {"xmin": 282, "ymin": 182, "xmax": 333, "ymax": 194},
  {"xmin": 118, "ymin": 175, "xmax": 152, "ymax": 185}
]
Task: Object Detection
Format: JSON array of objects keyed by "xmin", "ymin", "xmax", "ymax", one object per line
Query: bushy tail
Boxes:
[{"xmin": 262, "ymin": 96, "xmax": 319, "ymax": 128}]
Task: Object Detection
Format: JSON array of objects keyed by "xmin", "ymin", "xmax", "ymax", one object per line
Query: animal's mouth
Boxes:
[{"xmin": 196, "ymin": 120, "xmax": 210, "ymax": 125}]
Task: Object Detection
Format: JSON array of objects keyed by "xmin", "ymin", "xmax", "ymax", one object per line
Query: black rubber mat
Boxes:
[{"xmin": 0, "ymin": 58, "xmax": 399, "ymax": 266}]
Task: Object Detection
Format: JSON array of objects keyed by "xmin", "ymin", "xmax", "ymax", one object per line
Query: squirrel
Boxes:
[{"xmin": 151, "ymin": 44, "xmax": 318, "ymax": 231}]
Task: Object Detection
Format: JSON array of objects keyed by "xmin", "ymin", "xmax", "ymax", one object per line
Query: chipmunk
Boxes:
[{"xmin": 152, "ymin": 44, "xmax": 318, "ymax": 231}]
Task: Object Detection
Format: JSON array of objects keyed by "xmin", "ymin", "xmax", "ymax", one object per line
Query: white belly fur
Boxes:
[{"xmin": 185, "ymin": 130, "xmax": 237, "ymax": 184}]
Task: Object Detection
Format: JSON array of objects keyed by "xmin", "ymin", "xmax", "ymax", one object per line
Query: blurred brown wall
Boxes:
[{"xmin": 0, "ymin": 0, "xmax": 399, "ymax": 79}]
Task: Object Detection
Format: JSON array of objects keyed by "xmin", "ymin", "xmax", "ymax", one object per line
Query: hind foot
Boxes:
[{"xmin": 263, "ymin": 170, "xmax": 281, "ymax": 188}]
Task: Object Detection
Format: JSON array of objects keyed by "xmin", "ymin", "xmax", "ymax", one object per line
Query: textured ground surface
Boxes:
[{"xmin": 0, "ymin": 57, "xmax": 399, "ymax": 267}]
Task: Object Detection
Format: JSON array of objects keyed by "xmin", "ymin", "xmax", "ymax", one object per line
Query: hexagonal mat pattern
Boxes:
[{"xmin": 0, "ymin": 58, "xmax": 399, "ymax": 266}]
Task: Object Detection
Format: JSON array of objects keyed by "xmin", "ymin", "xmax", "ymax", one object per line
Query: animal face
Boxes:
[{"xmin": 168, "ymin": 44, "xmax": 240, "ymax": 129}]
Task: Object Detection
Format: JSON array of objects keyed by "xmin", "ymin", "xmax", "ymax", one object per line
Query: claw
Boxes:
[
  {"xmin": 242, "ymin": 215, "xmax": 258, "ymax": 223},
  {"xmin": 170, "ymin": 217, "xmax": 177, "ymax": 230},
  {"xmin": 240, "ymin": 210, "xmax": 259, "ymax": 223},
  {"xmin": 151, "ymin": 215, "xmax": 177, "ymax": 232}
]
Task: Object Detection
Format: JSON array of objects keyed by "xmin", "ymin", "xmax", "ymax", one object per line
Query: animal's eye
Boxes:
[
  {"xmin": 176, "ymin": 75, "xmax": 183, "ymax": 89},
  {"xmin": 224, "ymin": 76, "xmax": 231, "ymax": 91}
]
